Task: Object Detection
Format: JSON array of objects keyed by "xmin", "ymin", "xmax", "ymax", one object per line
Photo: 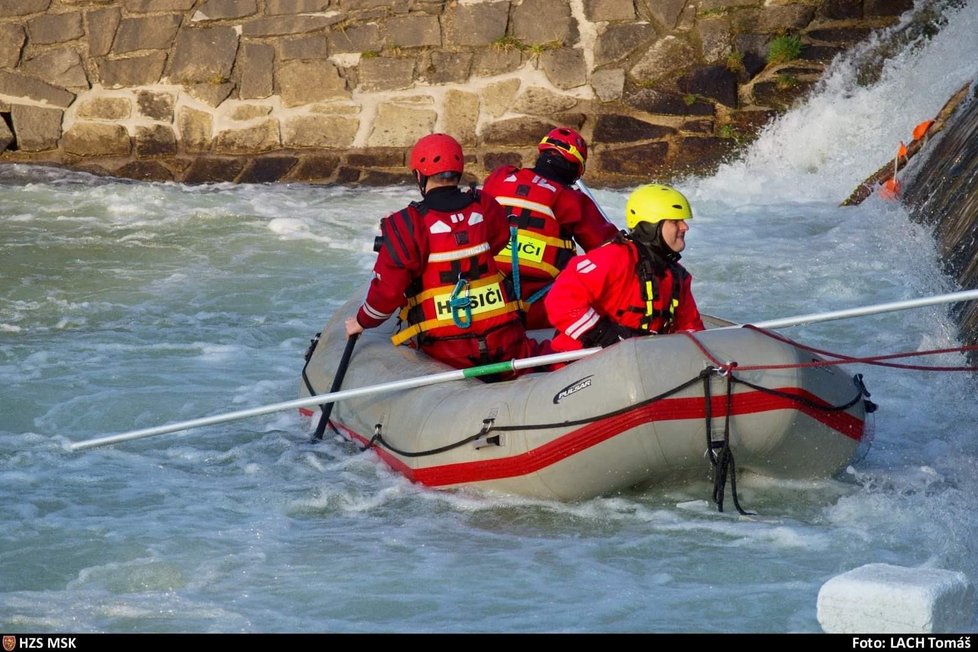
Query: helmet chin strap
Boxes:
[
  {"xmin": 415, "ymin": 170, "xmax": 429, "ymax": 197},
  {"xmin": 630, "ymin": 222, "xmax": 680, "ymax": 263}
]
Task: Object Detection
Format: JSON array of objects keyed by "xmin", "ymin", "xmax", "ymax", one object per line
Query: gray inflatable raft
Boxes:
[{"xmin": 300, "ymin": 299, "xmax": 872, "ymax": 503}]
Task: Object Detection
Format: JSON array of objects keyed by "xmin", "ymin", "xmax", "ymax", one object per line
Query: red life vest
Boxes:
[
  {"xmin": 487, "ymin": 167, "xmax": 577, "ymax": 287},
  {"xmin": 613, "ymin": 241, "xmax": 685, "ymax": 334},
  {"xmin": 390, "ymin": 200, "xmax": 521, "ymax": 346}
]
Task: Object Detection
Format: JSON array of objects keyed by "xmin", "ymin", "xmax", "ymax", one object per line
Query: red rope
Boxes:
[{"xmin": 738, "ymin": 325, "xmax": 978, "ymax": 372}]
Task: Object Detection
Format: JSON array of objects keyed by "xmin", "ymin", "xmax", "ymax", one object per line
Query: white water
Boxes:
[{"xmin": 2, "ymin": 1, "xmax": 978, "ymax": 633}]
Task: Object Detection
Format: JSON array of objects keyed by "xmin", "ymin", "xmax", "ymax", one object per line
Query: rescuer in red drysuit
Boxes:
[
  {"xmin": 544, "ymin": 183, "xmax": 705, "ymax": 352},
  {"xmin": 345, "ymin": 133, "xmax": 538, "ymax": 379},
  {"xmin": 482, "ymin": 126, "xmax": 619, "ymax": 330}
]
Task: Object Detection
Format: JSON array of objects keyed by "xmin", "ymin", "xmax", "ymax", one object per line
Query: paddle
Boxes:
[
  {"xmin": 312, "ymin": 332, "xmax": 358, "ymax": 441},
  {"xmin": 66, "ymin": 288, "xmax": 978, "ymax": 452},
  {"xmin": 573, "ymin": 179, "xmax": 613, "ymax": 222}
]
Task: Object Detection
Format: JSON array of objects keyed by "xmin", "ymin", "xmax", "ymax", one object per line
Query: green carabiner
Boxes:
[{"xmin": 449, "ymin": 277, "xmax": 473, "ymax": 329}]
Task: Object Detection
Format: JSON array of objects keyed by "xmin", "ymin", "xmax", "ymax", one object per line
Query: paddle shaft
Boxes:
[
  {"xmin": 67, "ymin": 288, "xmax": 978, "ymax": 452},
  {"xmin": 312, "ymin": 332, "xmax": 358, "ymax": 440},
  {"xmin": 66, "ymin": 348, "xmax": 599, "ymax": 451}
]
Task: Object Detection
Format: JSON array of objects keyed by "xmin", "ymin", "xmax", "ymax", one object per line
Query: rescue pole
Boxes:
[{"xmin": 67, "ymin": 288, "xmax": 978, "ymax": 452}]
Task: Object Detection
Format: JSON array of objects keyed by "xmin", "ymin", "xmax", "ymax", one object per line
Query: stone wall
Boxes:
[{"xmin": 0, "ymin": 0, "xmax": 914, "ymax": 186}]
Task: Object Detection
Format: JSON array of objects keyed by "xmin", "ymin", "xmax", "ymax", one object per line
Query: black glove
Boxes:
[{"xmin": 581, "ymin": 317, "xmax": 632, "ymax": 348}]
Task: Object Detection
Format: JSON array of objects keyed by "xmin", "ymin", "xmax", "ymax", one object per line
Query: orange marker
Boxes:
[
  {"xmin": 880, "ymin": 177, "xmax": 901, "ymax": 200},
  {"xmin": 911, "ymin": 119, "xmax": 934, "ymax": 141}
]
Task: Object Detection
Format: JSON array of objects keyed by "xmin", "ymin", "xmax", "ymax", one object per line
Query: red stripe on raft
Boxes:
[{"xmin": 320, "ymin": 387, "xmax": 864, "ymax": 489}]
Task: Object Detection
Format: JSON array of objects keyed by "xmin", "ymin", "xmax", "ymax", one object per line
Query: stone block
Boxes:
[
  {"xmin": 596, "ymin": 141, "xmax": 668, "ymax": 175},
  {"xmin": 677, "ymin": 65, "xmax": 738, "ymax": 108},
  {"xmin": 357, "ymin": 57, "xmax": 415, "ymax": 92},
  {"xmin": 816, "ymin": 0, "xmax": 863, "ymax": 19},
  {"xmin": 629, "ymin": 32, "xmax": 689, "ymax": 83},
  {"xmin": 0, "ymin": 70, "xmax": 75, "ymax": 108},
  {"xmin": 84, "ymin": 7, "xmax": 121, "ymax": 58},
  {"xmin": 277, "ymin": 61, "xmax": 349, "ymax": 106},
  {"xmin": 112, "ymin": 14, "xmax": 182, "ymax": 54},
  {"xmin": 625, "ymin": 89, "xmax": 715, "ymax": 116},
  {"xmin": 511, "ymin": 86, "xmax": 578, "ymax": 115},
  {"xmin": 385, "ymin": 14, "xmax": 441, "ymax": 48},
  {"xmin": 27, "ymin": 12, "xmax": 84, "ymax": 45},
  {"xmin": 266, "ymin": 0, "xmax": 328, "ymax": 14},
  {"xmin": 21, "ymin": 48, "xmax": 89, "ymax": 90},
  {"xmin": 328, "ymin": 23, "xmax": 381, "ymax": 54},
  {"xmin": 595, "ymin": 22, "xmax": 656, "ymax": 67},
  {"xmin": 482, "ymin": 151, "xmax": 524, "ymax": 172},
  {"xmin": 471, "ymin": 49, "xmax": 523, "ymax": 78},
  {"xmin": 755, "ymin": 4, "xmax": 816, "ymax": 32},
  {"xmin": 346, "ymin": 149, "xmax": 403, "ymax": 168},
  {"xmin": 213, "ymin": 119, "xmax": 281, "ymax": 154},
  {"xmin": 481, "ymin": 79, "xmax": 521, "ymax": 118},
  {"xmin": 1, "ymin": 0, "xmax": 51, "ymax": 16},
  {"xmin": 288, "ymin": 154, "xmax": 339, "ymax": 181},
  {"xmin": 670, "ymin": 135, "xmax": 736, "ymax": 175},
  {"xmin": 702, "ymin": 16, "xmax": 743, "ymax": 62},
  {"xmin": 593, "ymin": 114, "xmax": 675, "ymax": 142},
  {"xmin": 282, "ymin": 114, "xmax": 358, "ymax": 148},
  {"xmin": 583, "ymin": 0, "xmax": 636, "ymax": 22},
  {"xmin": 866, "ymin": 0, "xmax": 913, "ymax": 16},
  {"xmin": 443, "ymin": 1, "xmax": 509, "ymax": 47},
  {"xmin": 62, "ymin": 122, "xmax": 131, "ymax": 157},
  {"xmin": 0, "ymin": 24, "xmax": 26, "ymax": 68},
  {"xmin": 482, "ymin": 117, "xmax": 556, "ymax": 147},
  {"xmin": 511, "ymin": 0, "xmax": 577, "ymax": 45},
  {"xmin": 97, "ymin": 52, "xmax": 167, "ymax": 87},
  {"xmin": 590, "ymin": 68, "xmax": 625, "ymax": 102},
  {"xmin": 182, "ymin": 157, "xmax": 246, "ymax": 183},
  {"xmin": 236, "ymin": 42, "xmax": 275, "ymax": 100},
  {"xmin": 424, "ymin": 51, "xmax": 473, "ymax": 85},
  {"xmin": 237, "ymin": 156, "xmax": 298, "ymax": 183},
  {"xmin": 366, "ymin": 103, "xmax": 436, "ymax": 147},
  {"xmin": 75, "ymin": 96, "xmax": 131, "ymax": 120},
  {"xmin": 0, "ymin": 118, "xmax": 13, "ymax": 153},
  {"xmin": 177, "ymin": 106, "xmax": 213, "ymax": 152},
  {"xmin": 168, "ymin": 26, "xmax": 239, "ymax": 84},
  {"xmin": 113, "ymin": 160, "xmax": 174, "ymax": 182},
  {"xmin": 648, "ymin": 0, "xmax": 689, "ymax": 29},
  {"xmin": 9, "ymin": 104, "xmax": 62, "ymax": 151},
  {"xmin": 539, "ymin": 47, "xmax": 587, "ymax": 90},
  {"xmin": 134, "ymin": 124, "xmax": 177, "ymax": 157},
  {"xmin": 185, "ymin": 82, "xmax": 234, "ymax": 107},
  {"xmin": 123, "ymin": 0, "xmax": 197, "ymax": 12},
  {"xmin": 230, "ymin": 104, "xmax": 272, "ymax": 121},
  {"xmin": 240, "ymin": 15, "xmax": 342, "ymax": 38},
  {"xmin": 441, "ymin": 89, "xmax": 479, "ymax": 146},
  {"xmin": 193, "ymin": 0, "xmax": 259, "ymax": 21},
  {"xmin": 137, "ymin": 90, "xmax": 175, "ymax": 121},
  {"xmin": 278, "ymin": 35, "xmax": 330, "ymax": 61}
]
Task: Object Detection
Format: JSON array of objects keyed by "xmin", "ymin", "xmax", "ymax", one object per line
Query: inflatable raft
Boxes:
[{"xmin": 299, "ymin": 298, "xmax": 874, "ymax": 506}]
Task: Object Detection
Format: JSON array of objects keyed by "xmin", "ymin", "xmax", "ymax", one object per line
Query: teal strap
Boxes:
[
  {"xmin": 525, "ymin": 282, "xmax": 552, "ymax": 306},
  {"xmin": 449, "ymin": 277, "xmax": 473, "ymax": 329},
  {"xmin": 508, "ymin": 223, "xmax": 521, "ymax": 300}
]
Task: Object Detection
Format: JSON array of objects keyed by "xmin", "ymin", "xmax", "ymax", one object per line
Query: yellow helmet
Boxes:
[{"xmin": 624, "ymin": 184, "xmax": 692, "ymax": 230}]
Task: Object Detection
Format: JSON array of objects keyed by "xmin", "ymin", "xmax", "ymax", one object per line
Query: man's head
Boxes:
[
  {"xmin": 625, "ymin": 184, "xmax": 693, "ymax": 254},
  {"xmin": 535, "ymin": 127, "xmax": 588, "ymax": 184},
  {"xmin": 409, "ymin": 133, "xmax": 464, "ymax": 195}
]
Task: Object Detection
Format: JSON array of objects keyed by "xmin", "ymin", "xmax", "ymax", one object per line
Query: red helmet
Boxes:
[
  {"xmin": 538, "ymin": 127, "xmax": 587, "ymax": 174},
  {"xmin": 409, "ymin": 133, "xmax": 464, "ymax": 176}
]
